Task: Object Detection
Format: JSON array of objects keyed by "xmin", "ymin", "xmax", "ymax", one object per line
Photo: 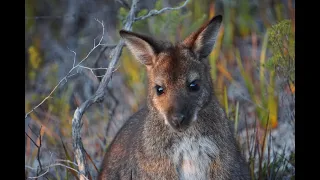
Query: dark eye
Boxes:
[
  {"xmin": 155, "ymin": 85, "xmax": 164, "ymax": 95},
  {"xmin": 188, "ymin": 80, "xmax": 200, "ymax": 92}
]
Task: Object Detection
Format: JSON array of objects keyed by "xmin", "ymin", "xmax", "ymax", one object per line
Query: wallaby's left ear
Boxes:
[{"xmin": 183, "ymin": 15, "xmax": 222, "ymax": 58}]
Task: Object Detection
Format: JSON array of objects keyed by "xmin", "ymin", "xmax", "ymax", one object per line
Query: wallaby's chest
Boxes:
[{"xmin": 171, "ymin": 136, "xmax": 219, "ymax": 180}]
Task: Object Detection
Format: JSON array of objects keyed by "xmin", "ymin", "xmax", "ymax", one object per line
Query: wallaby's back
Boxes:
[{"xmin": 99, "ymin": 15, "xmax": 250, "ymax": 180}]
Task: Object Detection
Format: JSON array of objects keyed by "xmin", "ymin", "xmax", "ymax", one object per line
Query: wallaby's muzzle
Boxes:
[
  {"xmin": 165, "ymin": 103, "xmax": 195, "ymax": 131},
  {"xmin": 168, "ymin": 113, "xmax": 185, "ymax": 129}
]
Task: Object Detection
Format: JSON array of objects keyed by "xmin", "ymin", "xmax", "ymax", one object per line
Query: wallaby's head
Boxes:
[{"xmin": 120, "ymin": 15, "xmax": 222, "ymax": 131}]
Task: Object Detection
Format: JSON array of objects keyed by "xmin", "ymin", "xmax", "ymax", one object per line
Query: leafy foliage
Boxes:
[{"xmin": 266, "ymin": 19, "xmax": 295, "ymax": 83}]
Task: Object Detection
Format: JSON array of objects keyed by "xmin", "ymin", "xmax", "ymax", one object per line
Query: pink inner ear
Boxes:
[
  {"xmin": 182, "ymin": 20, "xmax": 211, "ymax": 49},
  {"xmin": 125, "ymin": 36, "xmax": 156, "ymax": 66}
]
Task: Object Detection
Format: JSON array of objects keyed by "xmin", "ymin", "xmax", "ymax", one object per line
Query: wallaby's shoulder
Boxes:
[
  {"xmin": 106, "ymin": 106, "xmax": 148, "ymax": 151},
  {"xmin": 98, "ymin": 107, "xmax": 148, "ymax": 179}
]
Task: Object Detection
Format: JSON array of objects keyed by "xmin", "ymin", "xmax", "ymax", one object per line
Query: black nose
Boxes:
[{"xmin": 171, "ymin": 113, "xmax": 185, "ymax": 126}]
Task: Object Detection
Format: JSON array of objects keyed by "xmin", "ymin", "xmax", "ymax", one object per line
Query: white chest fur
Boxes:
[{"xmin": 172, "ymin": 136, "xmax": 219, "ymax": 180}]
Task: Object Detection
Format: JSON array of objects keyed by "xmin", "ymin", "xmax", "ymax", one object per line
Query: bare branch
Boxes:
[
  {"xmin": 37, "ymin": 126, "xmax": 43, "ymax": 172},
  {"xmin": 26, "ymin": 163, "xmax": 87, "ymax": 180},
  {"xmin": 134, "ymin": 0, "xmax": 190, "ymax": 21},
  {"xmin": 79, "ymin": 66, "xmax": 109, "ymax": 71},
  {"xmin": 28, "ymin": 124, "xmax": 39, "ymax": 138},
  {"xmin": 67, "ymin": 72, "xmax": 79, "ymax": 78},
  {"xmin": 25, "ymin": 18, "xmax": 108, "ymax": 119},
  {"xmin": 78, "ymin": 64, "xmax": 120, "ymax": 79},
  {"xmin": 92, "ymin": 44, "xmax": 119, "ymax": 79},
  {"xmin": 55, "ymin": 159, "xmax": 79, "ymax": 166},
  {"xmin": 26, "ymin": 151, "xmax": 53, "ymax": 179},
  {"xmin": 100, "ymin": 44, "xmax": 118, "ymax": 47},
  {"xmin": 71, "ymin": 0, "xmax": 140, "ymax": 179},
  {"xmin": 67, "ymin": 47, "xmax": 77, "ymax": 67},
  {"xmin": 25, "ymin": 125, "xmax": 43, "ymax": 173},
  {"xmin": 84, "ymin": 148, "xmax": 99, "ymax": 173},
  {"xmin": 26, "ymin": 153, "xmax": 85, "ymax": 179},
  {"xmin": 26, "ymin": 165, "xmax": 50, "ymax": 179},
  {"xmin": 25, "ymin": 132, "xmax": 38, "ymax": 148},
  {"xmin": 78, "ymin": 65, "xmax": 107, "ymax": 77}
]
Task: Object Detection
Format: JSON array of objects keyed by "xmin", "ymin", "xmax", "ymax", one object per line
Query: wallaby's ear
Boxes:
[
  {"xmin": 183, "ymin": 15, "xmax": 222, "ymax": 58},
  {"xmin": 119, "ymin": 30, "xmax": 156, "ymax": 67}
]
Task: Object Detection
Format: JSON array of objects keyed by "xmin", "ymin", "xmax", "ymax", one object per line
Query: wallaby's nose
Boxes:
[{"xmin": 171, "ymin": 113, "xmax": 185, "ymax": 126}]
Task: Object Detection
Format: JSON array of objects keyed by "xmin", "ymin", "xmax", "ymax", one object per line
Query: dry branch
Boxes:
[
  {"xmin": 71, "ymin": 0, "xmax": 139, "ymax": 179},
  {"xmin": 25, "ymin": 125, "xmax": 43, "ymax": 175},
  {"xmin": 25, "ymin": 19, "xmax": 112, "ymax": 119},
  {"xmin": 26, "ymin": 162, "xmax": 85, "ymax": 180},
  {"xmin": 134, "ymin": 0, "xmax": 190, "ymax": 21}
]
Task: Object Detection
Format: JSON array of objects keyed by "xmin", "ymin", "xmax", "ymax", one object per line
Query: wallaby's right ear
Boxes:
[
  {"xmin": 119, "ymin": 30, "xmax": 156, "ymax": 67},
  {"xmin": 183, "ymin": 15, "xmax": 222, "ymax": 59}
]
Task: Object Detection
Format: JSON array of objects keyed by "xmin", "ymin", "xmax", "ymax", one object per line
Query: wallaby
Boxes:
[{"xmin": 98, "ymin": 15, "xmax": 250, "ymax": 180}]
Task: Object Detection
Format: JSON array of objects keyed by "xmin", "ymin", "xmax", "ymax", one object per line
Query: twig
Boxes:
[
  {"xmin": 78, "ymin": 65, "xmax": 109, "ymax": 77},
  {"xmin": 26, "ymin": 163, "xmax": 86, "ymax": 180},
  {"xmin": 37, "ymin": 126, "xmax": 43, "ymax": 173},
  {"xmin": 25, "ymin": 125, "xmax": 43, "ymax": 173},
  {"xmin": 134, "ymin": 0, "xmax": 190, "ymax": 21},
  {"xmin": 25, "ymin": 132, "xmax": 38, "ymax": 149},
  {"xmin": 79, "ymin": 66, "xmax": 109, "ymax": 71},
  {"xmin": 92, "ymin": 44, "xmax": 118, "ymax": 74},
  {"xmin": 26, "ymin": 165, "xmax": 50, "ymax": 179},
  {"xmin": 25, "ymin": 152, "xmax": 53, "ymax": 179},
  {"xmin": 92, "ymin": 45, "xmax": 115, "ymax": 80},
  {"xmin": 55, "ymin": 159, "xmax": 79, "ymax": 167},
  {"xmin": 68, "ymin": 47, "xmax": 77, "ymax": 67},
  {"xmin": 28, "ymin": 124, "xmax": 39, "ymax": 138},
  {"xmin": 84, "ymin": 148, "xmax": 99, "ymax": 173}
]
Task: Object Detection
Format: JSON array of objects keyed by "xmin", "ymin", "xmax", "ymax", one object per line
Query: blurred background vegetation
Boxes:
[{"xmin": 25, "ymin": 0, "xmax": 295, "ymax": 179}]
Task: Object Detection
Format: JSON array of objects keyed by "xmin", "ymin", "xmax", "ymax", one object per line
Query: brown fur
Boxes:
[{"xmin": 98, "ymin": 15, "xmax": 250, "ymax": 180}]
